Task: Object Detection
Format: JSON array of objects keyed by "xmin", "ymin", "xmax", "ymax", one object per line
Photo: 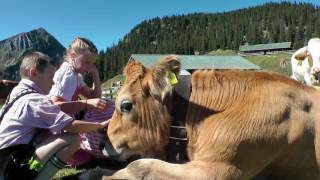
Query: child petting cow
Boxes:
[
  {"xmin": 0, "ymin": 50, "xmax": 111, "ymax": 180},
  {"xmin": 49, "ymin": 37, "xmax": 115, "ymax": 166}
]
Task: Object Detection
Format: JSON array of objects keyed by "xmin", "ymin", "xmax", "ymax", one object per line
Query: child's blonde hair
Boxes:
[{"xmin": 65, "ymin": 37, "xmax": 98, "ymax": 61}]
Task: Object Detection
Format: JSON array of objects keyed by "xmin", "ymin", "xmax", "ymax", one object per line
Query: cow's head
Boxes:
[
  {"xmin": 102, "ymin": 55, "xmax": 180, "ymax": 160},
  {"xmin": 0, "ymin": 80, "xmax": 18, "ymax": 99},
  {"xmin": 308, "ymin": 38, "xmax": 320, "ymax": 79}
]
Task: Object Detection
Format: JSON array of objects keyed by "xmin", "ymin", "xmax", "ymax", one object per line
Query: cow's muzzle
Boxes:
[
  {"xmin": 312, "ymin": 67, "xmax": 320, "ymax": 81},
  {"xmin": 100, "ymin": 133, "xmax": 122, "ymax": 159}
]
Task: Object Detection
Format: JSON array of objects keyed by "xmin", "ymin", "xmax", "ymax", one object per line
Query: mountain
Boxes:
[
  {"xmin": 96, "ymin": 2, "xmax": 320, "ymax": 81},
  {"xmin": 0, "ymin": 28, "xmax": 65, "ymax": 80}
]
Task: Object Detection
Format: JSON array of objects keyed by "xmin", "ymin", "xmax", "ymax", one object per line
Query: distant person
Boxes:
[
  {"xmin": 0, "ymin": 51, "xmax": 109, "ymax": 180},
  {"xmin": 49, "ymin": 37, "xmax": 114, "ymax": 166}
]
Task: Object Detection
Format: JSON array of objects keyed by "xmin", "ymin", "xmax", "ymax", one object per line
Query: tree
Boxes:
[
  {"xmin": 294, "ymin": 23, "xmax": 304, "ymax": 48},
  {"xmin": 96, "ymin": 50, "xmax": 105, "ymax": 81},
  {"xmin": 286, "ymin": 24, "xmax": 295, "ymax": 43}
]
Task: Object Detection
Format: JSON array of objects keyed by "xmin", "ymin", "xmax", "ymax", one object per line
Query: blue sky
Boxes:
[{"xmin": 1, "ymin": 0, "xmax": 319, "ymax": 51}]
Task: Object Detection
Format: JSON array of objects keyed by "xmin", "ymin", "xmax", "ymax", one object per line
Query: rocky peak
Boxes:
[{"xmin": 0, "ymin": 28, "xmax": 66, "ymax": 80}]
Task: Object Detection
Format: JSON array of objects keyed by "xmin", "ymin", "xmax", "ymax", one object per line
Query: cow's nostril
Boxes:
[
  {"xmin": 314, "ymin": 74, "xmax": 320, "ymax": 81},
  {"xmin": 99, "ymin": 142, "xmax": 105, "ymax": 150}
]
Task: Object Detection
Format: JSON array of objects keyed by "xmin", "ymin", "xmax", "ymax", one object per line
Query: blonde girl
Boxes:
[{"xmin": 49, "ymin": 37, "xmax": 113, "ymax": 165}]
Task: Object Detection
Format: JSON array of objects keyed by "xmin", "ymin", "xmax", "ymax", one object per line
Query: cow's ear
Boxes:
[
  {"xmin": 294, "ymin": 50, "xmax": 308, "ymax": 61},
  {"xmin": 123, "ymin": 60, "xmax": 146, "ymax": 83},
  {"xmin": 147, "ymin": 55, "xmax": 181, "ymax": 101}
]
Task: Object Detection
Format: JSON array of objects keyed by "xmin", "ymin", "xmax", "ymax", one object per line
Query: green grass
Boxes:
[
  {"xmin": 52, "ymin": 167, "xmax": 83, "ymax": 180},
  {"xmin": 207, "ymin": 49, "xmax": 238, "ymax": 56},
  {"xmin": 0, "ymin": 99, "xmax": 5, "ymax": 108},
  {"xmin": 243, "ymin": 53, "xmax": 292, "ymax": 76},
  {"xmin": 101, "ymin": 74, "xmax": 124, "ymax": 88}
]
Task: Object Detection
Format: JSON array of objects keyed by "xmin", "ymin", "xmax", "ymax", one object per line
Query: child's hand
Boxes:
[
  {"xmin": 86, "ymin": 98, "xmax": 108, "ymax": 112},
  {"xmin": 99, "ymin": 120, "xmax": 110, "ymax": 130}
]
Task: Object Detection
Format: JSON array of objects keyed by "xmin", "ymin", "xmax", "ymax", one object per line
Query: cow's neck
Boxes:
[{"xmin": 164, "ymin": 75, "xmax": 192, "ymax": 163}]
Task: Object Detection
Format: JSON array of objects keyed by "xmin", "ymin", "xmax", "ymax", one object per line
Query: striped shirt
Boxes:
[{"xmin": 0, "ymin": 79, "xmax": 73, "ymax": 149}]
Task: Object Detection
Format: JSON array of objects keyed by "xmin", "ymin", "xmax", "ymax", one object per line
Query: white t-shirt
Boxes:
[{"xmin": 49, "ymin": 62, "xmax": 86, "ymax": 101}]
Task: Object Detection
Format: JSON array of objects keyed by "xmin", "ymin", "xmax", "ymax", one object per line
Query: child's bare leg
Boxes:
[
  {"xmin": 33, "ymin": 132, "xmax": 81, "ymax": 180},
  {"xmin": 34, "ymin": 132, "xmax": 81, "ymax": 163}
]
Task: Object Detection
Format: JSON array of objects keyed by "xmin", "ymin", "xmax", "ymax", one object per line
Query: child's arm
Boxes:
[
  {"xmin": 51, "ymin": 96, "xmax": 108, "ymax": 114},
  {"xmin": 80, "ymin": 66, "xmax": 102, "ymax": 98},
  {"xmin": 63, "ymin": 119, "xmax": 109, "ymax": 133}
]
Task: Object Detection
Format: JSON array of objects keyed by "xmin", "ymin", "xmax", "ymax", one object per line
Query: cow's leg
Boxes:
[{"xmin": 102, "ymin": 158, "xmax": 242, "ymax": 180}]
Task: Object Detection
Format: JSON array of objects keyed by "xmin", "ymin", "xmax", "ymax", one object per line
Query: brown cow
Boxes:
[
  {"xmin": 102, "ymin": 55, "xmax": 320, "ymax": 180},
  {"xmin": 0, "ymin": 80, "xmax": 18, "ymax": 100}
]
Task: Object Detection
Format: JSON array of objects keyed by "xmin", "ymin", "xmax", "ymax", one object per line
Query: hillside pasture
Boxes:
[{"xmin": 244, "ymin": 53, "xmax": 292, "ymax": 76}]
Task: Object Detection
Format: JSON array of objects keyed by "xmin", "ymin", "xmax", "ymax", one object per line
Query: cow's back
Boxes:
[
  {"xmin": 185, "ymin": 70, "xmax": 320, "ymax": 179},
  {"xmin": 261, "ymin": 87, "xmax": 320, "ymax": 179}
]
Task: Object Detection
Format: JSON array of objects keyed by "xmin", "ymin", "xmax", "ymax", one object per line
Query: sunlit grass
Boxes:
[
  {"xmin": 53, "ymin": 167, "xmax": 84, "ymax": 179},
  {"xmin": 244, "ymin": 53, "xmax": 292, "ymax": 76},
  {"xmin": 101, "ymin": 74, "xmax": 124, "ymax": 88}
]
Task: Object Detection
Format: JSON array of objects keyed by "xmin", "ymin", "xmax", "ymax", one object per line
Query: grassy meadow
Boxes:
[
  {"xmin": 101, "ymin": 74, "xmax": 124, "ymax": 88},
  {"xmin": 245, "ymin": 53, "xmax": 292, "ymax": 76}
]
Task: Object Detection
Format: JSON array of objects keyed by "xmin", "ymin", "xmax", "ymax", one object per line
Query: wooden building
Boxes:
[
  {"xmin": 130, "ymin": 54, "xmax": 261, "ymax": 74},
  {"xmin": 239, "ymin": 42, "xmax": 292, "ymax": 55}
]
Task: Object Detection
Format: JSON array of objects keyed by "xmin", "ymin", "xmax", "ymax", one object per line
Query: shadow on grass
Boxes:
[{"xmin": 59, "ymin": 156, "xmax": 140, "ymax": 180}]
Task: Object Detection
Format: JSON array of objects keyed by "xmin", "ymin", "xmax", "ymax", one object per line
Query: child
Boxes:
[
  {"xmin": 50, "ymin": 37, "xmax": 106, "ymax": 112},
  {"xmin": 0, "ymin": 51, "xmax": 109, "ymax": 180},
  {"xmin": 49, "ymin": 37, "xmax": 114, "ymax": 165}
]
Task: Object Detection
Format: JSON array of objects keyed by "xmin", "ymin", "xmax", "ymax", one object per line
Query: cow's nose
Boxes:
[{"xmin": 311, "ymin": 67, "xmax": 320, "ymax": 75}]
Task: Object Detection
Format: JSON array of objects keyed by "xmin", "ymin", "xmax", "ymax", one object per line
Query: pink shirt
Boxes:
[
  {"xmin": 49, "ymin": 62, "xmax": 86, "ymax": 101},
  {"xmin": 0, "ymin": 79, "xmax": 73, "ymax": 149}
]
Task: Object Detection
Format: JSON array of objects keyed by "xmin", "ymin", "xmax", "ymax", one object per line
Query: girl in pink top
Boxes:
[{"xmin": 49, "ymin": 37, "xmax": 114, "ymax": 165}]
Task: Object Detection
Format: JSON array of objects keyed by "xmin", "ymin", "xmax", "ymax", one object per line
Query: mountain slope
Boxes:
[{"xmin": 0, "ymin": 28, "xmax": 65, "ymax": 80}]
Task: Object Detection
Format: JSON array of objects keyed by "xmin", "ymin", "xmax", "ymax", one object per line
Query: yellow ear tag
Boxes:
[{"xmin": 168, "ymin": 71, "xmax": 178, "ymax": 85}]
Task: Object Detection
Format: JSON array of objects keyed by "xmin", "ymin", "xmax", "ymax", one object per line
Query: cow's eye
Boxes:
[{"xmin": 120, "ymin": 100, "xmax": 133, "ymax": 113}]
